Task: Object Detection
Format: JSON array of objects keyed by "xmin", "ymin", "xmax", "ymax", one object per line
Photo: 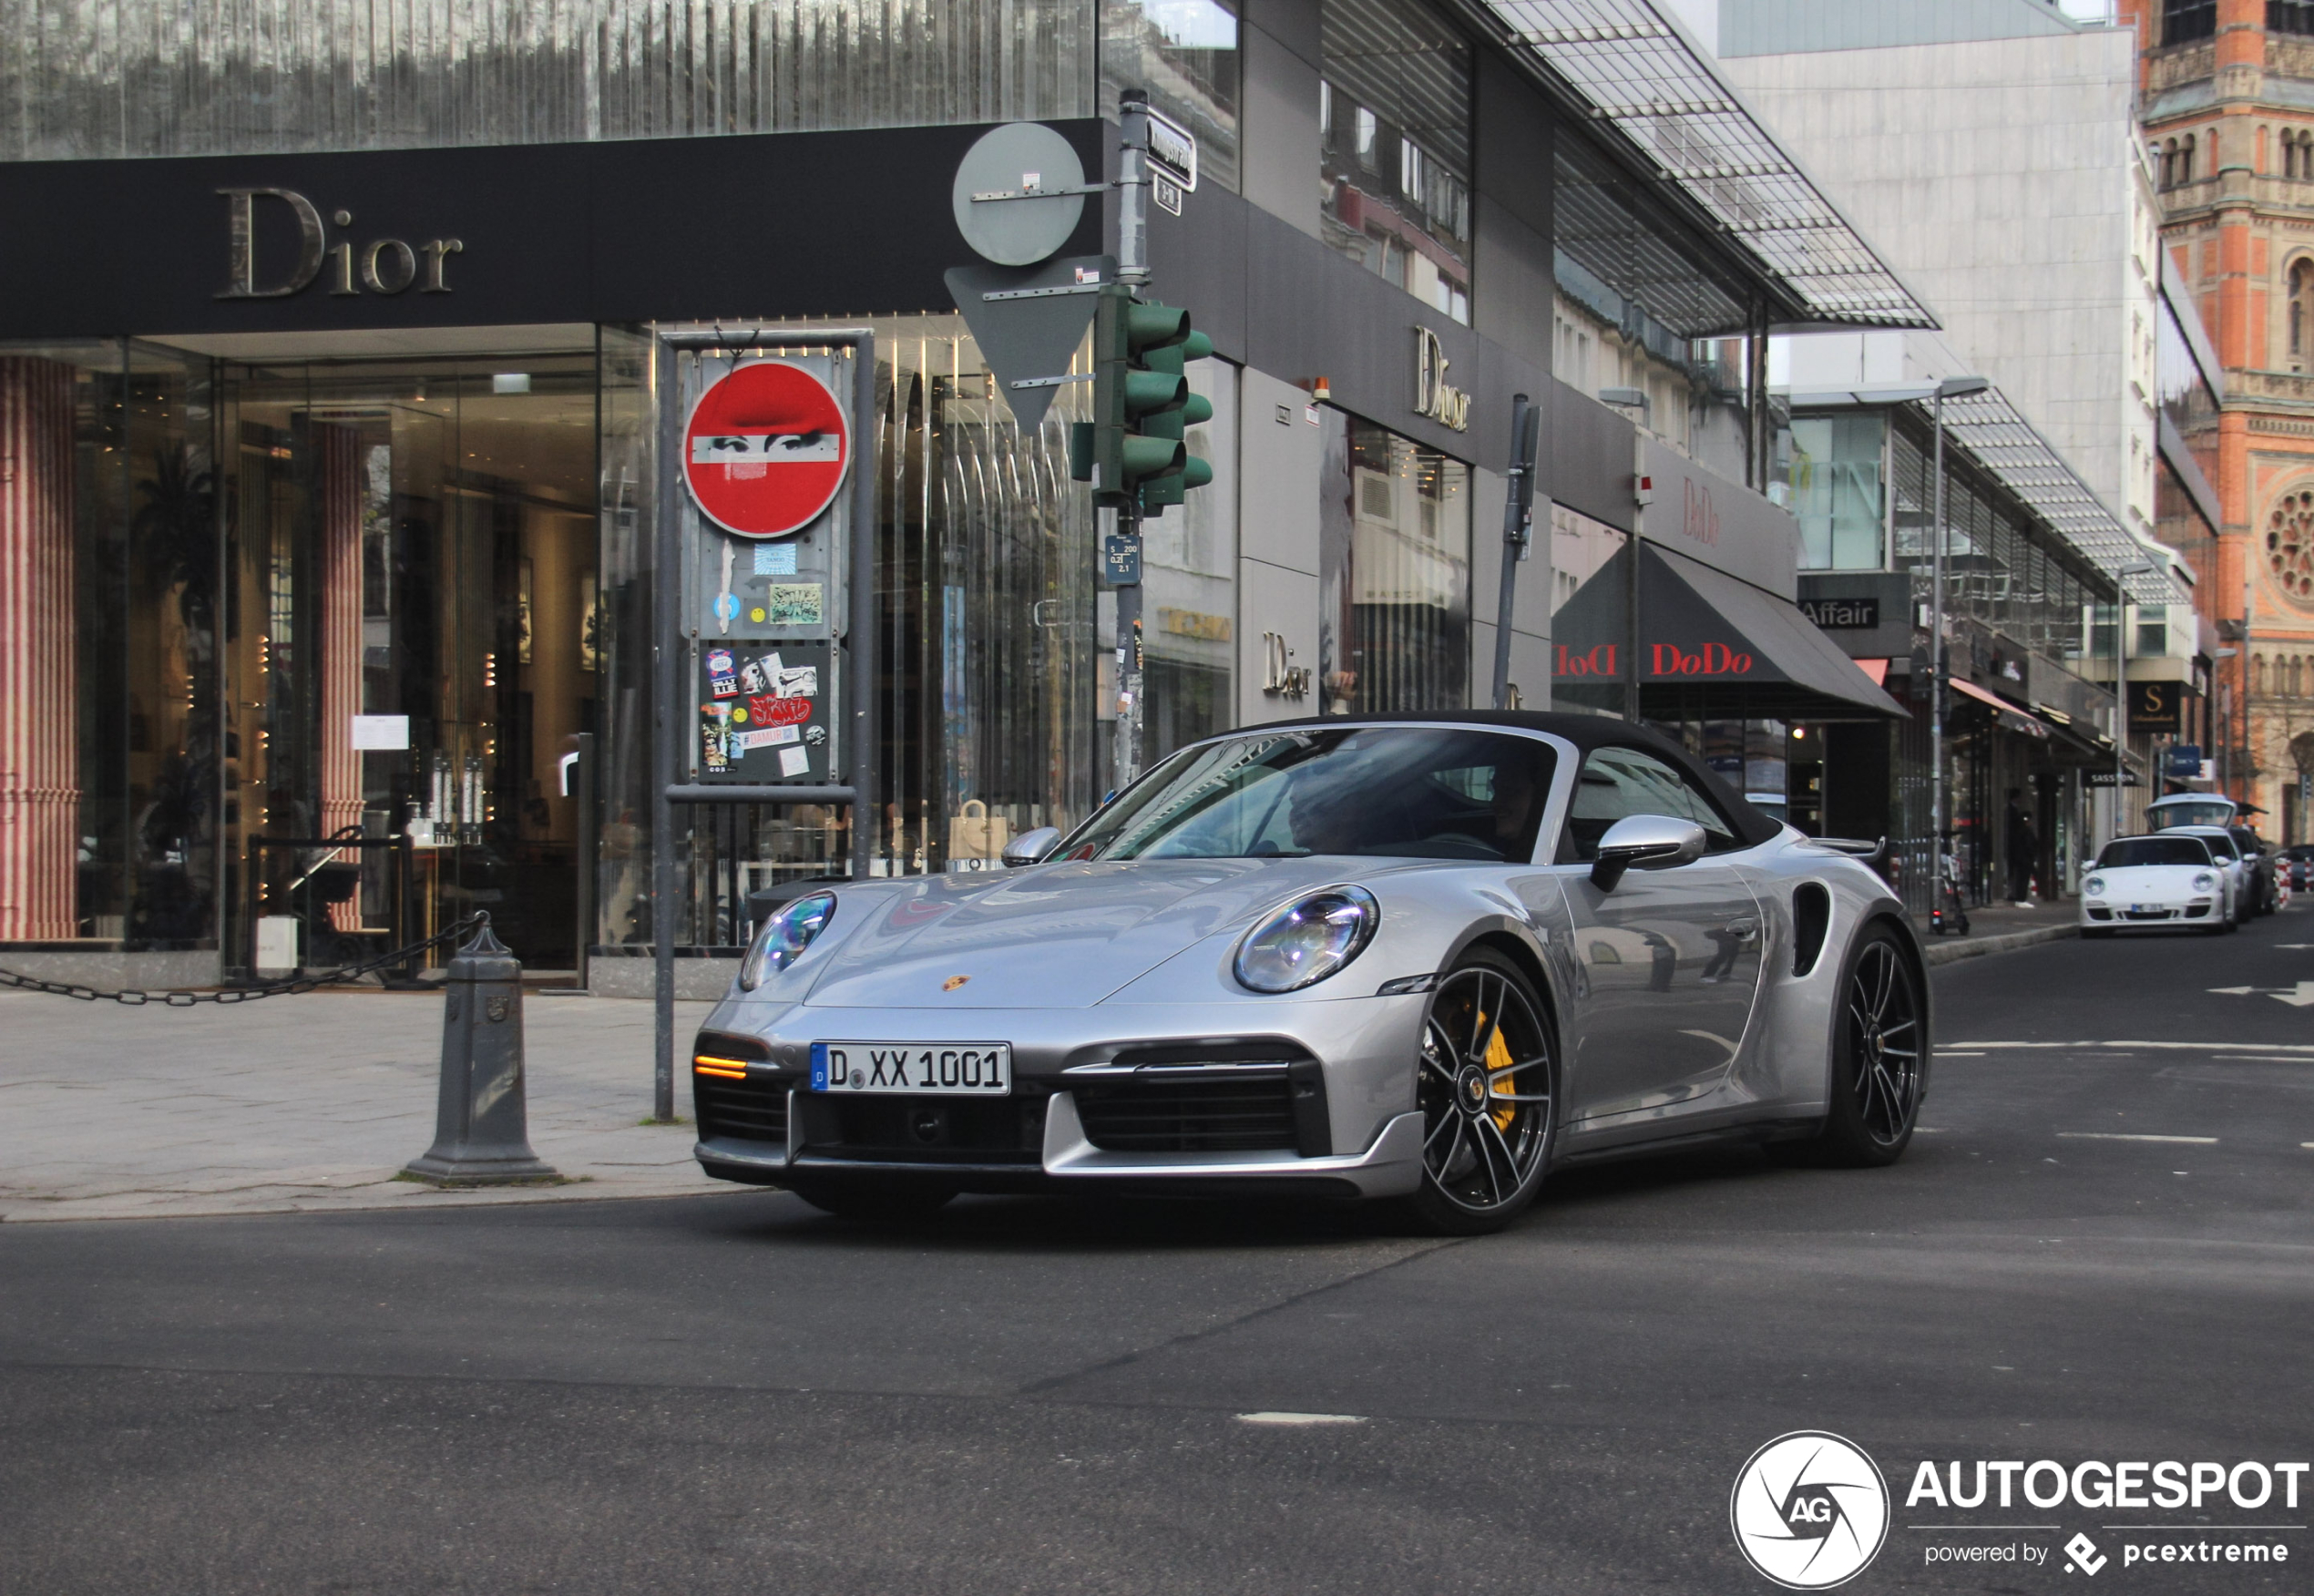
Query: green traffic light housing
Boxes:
[
  {"xmin": 1068, "ymin": 291, "xmax": 1216, "ymax": 515},
  {"xmin": 1137, "ymin": 325, "xmax": 1214, "ymax": 514}
]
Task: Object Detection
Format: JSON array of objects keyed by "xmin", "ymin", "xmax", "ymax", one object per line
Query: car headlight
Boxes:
[
  {"xmin": 2194, "ymin": 872, "xmax": 2216, "ymax": 892},
  {"xmin": 739, "ymin": 892, "xmax": 835, "ymax": 991},
  {"xmin": 1234, "ymin": 886, "xmax": 1379, "ymax": 993},
  {"xmin": 2084, "ymin": 876, "xmax": 2104, "ymax": 895}
]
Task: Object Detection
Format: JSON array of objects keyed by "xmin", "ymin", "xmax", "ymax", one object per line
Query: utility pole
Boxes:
[
  {"xmin": 1490, "ymin": 394, "xmax": 1541, "ymax": 711},
  {"xmin": 1928, "ymin": 376, "xmax": 1987, "ymax": 890},
  {"xmin": 1113, "ymin": 89, "xmax": 1152, "ymax": 791}
]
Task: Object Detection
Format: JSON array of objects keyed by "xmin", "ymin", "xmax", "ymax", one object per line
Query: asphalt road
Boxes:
[{"xmin": 5, "ymin": 909, "xmax": 2311, "ymax": 1594}]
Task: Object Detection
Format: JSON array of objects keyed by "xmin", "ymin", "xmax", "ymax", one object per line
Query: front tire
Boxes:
[
  {"xmin": 1404, "ymin": 948, "xmax": 1558, "ymax": 1235},
  {"xmin": 1790, "ymin": 925, "xmax": 1924, "ymax": 1167}
]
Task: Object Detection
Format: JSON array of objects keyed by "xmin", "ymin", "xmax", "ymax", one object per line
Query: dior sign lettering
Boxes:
[
  {"xmin": 1412, "ymin": 326, "xmax": 1470, "ymax": 432},
  {"xmin": 216, "ymin": 188, "xmax": 463, "ymax": 300}
]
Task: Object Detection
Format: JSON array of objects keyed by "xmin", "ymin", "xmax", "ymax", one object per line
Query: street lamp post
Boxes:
[
  {"xmin": 1929, "ymin": 375, "xmax": 1987, "ymax": 911},
  {"xmin": 2113, "ymin": 558, "xmax": 2156, "ymax": 840}
]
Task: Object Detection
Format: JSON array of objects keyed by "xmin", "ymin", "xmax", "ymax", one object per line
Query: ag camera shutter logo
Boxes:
[{"xmin": 1730, "ymin": 1431, "xmax": 1890, "ymax": 1589}]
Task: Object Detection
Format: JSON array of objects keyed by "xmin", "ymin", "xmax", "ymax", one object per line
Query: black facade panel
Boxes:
[
  {"xmin": 0, "ymin": 121, "xmax": 1108, "ymax": 339},
  {"xmin": 1550, "ymin": 379, "xmax": 1638, "ymax": 531}
]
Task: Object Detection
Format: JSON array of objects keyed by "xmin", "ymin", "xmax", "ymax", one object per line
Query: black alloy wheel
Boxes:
[
  {"xmin": 1408, "ymin": 948, "xmax": 1557, "ymax": 1235},
  {"xmin": 1788, "ymin": 926, "xmax": 1924, "ymax": 1167}
]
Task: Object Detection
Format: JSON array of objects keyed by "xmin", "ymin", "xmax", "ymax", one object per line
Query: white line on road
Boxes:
[
  {"xmin": 1237, "ymin": 1412, "xmax": 1368, "ymax": 1427},
  {"xmin": 1954, "ymin": 1040, "xmax": 2314, "ymax": 1054},
  {"xmin": 2055, "ymin": 1132, "xmax": 2219, "ymax": 1144}
]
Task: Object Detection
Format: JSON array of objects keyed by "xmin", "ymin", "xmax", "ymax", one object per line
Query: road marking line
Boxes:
[
  {"xmin": 1955, "ymin": 1040, "xmax": 2314, "ymax": 1055},
  {"xmin": 2055, "ymin": 1132, "xmax": 2218, "ymax": 1144},
  {"xmin": 1237, "ymin": 1411, "xmax": 1367, "ymax": 1427}
]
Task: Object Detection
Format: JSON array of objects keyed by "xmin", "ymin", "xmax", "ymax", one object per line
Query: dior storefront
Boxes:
[{"xmin": 0, "ymin": 0, "xmax": 1913, "ymax": 990}]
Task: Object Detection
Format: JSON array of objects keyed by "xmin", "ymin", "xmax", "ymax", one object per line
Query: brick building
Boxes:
[{"xmin": 2127, "ymin": 0, "xmax": 2314, "ymax": 841}]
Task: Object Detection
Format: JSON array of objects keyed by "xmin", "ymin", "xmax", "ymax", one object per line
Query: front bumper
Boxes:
[
  {"xmin": 2081, "ymin": 896, "xmax": 2214, "ymax": 925},
  {"xmin": 690, "ymin": 998, "xmax": 1431, "ymax": 1200}
]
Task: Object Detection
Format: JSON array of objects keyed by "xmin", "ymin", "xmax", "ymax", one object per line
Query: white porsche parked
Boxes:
[{"xmin": 2080, "ymin": 834, "xmax": 2232, "ymax": 936}]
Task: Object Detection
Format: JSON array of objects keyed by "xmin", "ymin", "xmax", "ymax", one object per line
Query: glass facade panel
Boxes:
[
  {"xmin": 1141, "ymin": 356, "xmax": 1238, "ymax": 763},
  {"xmin": 1317, "ymin": 409, "xmax": 1469, "ymax": 714},
  {"xmin": 1553, "ymin": 131, "xmax": 1756, "ymax": 483},
  {"xmin": 1101, "ymin": 0, "xmax": 1241, "ymax": 194},
  {"xmin": 1788, "ymin": 413, "xmax": 1885, "ymax": 571},
  {"xmin": 0, "ymin": 0, "xmax": 1096, "ymax": 161},
  {"xmin": 1319, "ymin": 0, "xmax": 1472, "ymax": 322},
  {"xmin": 1547, "ymin": 502, "xmax": 1626, "ymax": 717}
]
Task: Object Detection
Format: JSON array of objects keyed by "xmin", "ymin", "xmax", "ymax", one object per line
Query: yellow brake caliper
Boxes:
[{"xmin": 1481, "ymin": 1011, "xmax": 1517, "ymax": 1131}]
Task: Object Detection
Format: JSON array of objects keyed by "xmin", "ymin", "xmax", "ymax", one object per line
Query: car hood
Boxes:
[
  {"xmin": 2093, "ymin": 865, "xmax": 2216, "ymax": 895},
  {"xmin": 800, "ymin": 856, "xmax": 1389, "ymax": 1008}
]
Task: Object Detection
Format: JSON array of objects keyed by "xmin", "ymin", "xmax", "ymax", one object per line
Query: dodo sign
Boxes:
[{"xmin": 683, "ymin": 361, "xmax": 851, "ymax": 539}]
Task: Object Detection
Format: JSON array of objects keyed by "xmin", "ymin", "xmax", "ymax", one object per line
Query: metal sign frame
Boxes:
[{"xmin": 650, "ymin": 325, "xmax": 878, "ymax": 1120}]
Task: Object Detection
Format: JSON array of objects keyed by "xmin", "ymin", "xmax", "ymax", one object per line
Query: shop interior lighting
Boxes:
[{"xmin": 1478, "ymin": 0, "xmax": 1936, "ymax": 329}]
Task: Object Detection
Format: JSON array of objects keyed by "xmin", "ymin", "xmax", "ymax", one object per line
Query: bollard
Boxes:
[{"xmin": 403, "ymin": 915, "xmax": 559, "ymax": 1185}]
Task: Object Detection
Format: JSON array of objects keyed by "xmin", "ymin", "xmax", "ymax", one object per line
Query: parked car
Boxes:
[
  {"xmin": 688, "ymin": 713, "xmax": 1930, "ymax": 1233},
  {"xmin": 2158, "ymin": 824, "xmax": 2254, "ymax": 926},
  {"xmin": 2079, "ymin": 834, "xmax": 2231, "ymax": 936},
  {"xmin": 2229, "ymin": 827, "xmax": 2279, "ymax": 915},
  {"xmin": 2148, "ymin": 793, "xmax": 2239, "ymax": 830}
]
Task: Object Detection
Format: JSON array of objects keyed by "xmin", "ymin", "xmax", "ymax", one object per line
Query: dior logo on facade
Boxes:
[
  {"xmin": 1412, "ymin": 326, "xmax": 1470, "ymax": 432},
  {"xmin": 216, "ymin": 188, "xmax": 464, "ymax": 300}
]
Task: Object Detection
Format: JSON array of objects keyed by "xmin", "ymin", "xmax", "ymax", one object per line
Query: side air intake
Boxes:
[{"xmin": 1792, "ymin": 884, "xmax": 1831, "ymax": 977}]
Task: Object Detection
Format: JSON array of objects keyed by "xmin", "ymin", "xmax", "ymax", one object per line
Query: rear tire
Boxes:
[
  {"xmin": 1784, "ymin": 925, "xmax": 1924, "ymax": 1169},
  {"xmin": 783, "ymin": 1182, "xmax": 957, "ymax": 1222}
]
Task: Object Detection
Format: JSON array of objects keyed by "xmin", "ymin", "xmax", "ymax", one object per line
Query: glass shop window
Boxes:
[
  {"xmin": 1317, "ymin": 411, "xmax": 1471, "ymax": 714},
  {"xmin": 1102, "ymin": 0, "xmax": 1242, "ymax": 194},
  {"xmin": 1319, "ymin": 0, "xmax": 1472, "ymax": 323}
]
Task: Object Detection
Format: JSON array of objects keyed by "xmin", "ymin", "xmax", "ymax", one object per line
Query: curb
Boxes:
[{"xmin": 1920, "ymin": 923, "xmax": 2078, "ymax": 967}]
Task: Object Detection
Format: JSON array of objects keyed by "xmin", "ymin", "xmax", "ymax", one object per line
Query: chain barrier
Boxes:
[{"xmin": 0, "ymin": 912, "xmax": 491, "ymax": 1008}]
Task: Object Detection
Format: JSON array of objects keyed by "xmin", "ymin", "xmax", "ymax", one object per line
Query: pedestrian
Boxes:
[{"xmin": 2004, "ymin": 789, "xmax": 2038, "ymax": 905}]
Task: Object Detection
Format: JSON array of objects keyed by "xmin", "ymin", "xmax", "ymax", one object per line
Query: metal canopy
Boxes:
[
  {"xmin": 1931, "ymin": 388, "xmax": 2189, "ymax": 608},
  {"xmin": 1480, "ymin": 0, "xmax": 1937, "ymax": 330}
]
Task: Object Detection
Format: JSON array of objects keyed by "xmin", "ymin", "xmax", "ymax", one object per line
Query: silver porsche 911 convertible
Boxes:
[{"xmin": 690, "ymin": 712, "xmax": 1929, "ymax": 1233}]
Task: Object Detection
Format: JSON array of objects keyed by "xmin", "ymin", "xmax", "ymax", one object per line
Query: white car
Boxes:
[
  {"xmin": 2161, "ymin": 824, "xmax": 2255, "ymax": 926},
  {"xmin": 2080, "ymin": 834, "xmax": 2232, "ymax": 936}
]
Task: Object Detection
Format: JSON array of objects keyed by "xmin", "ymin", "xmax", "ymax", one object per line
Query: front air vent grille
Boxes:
[
  {"xmin": 1792, "ymin": 884, "xmax": 1831, "ymax": 977},
  {"xmin": 695, "ymin": 1077, "xmax": 788, "ymax": 1144},
  {"xmin": 1074, "ymin": 1075, "xmax": 1303, "ymax": 1153}
]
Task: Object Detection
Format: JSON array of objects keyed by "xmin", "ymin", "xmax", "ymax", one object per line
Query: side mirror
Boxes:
[
  {"xmin": 1001, "ymin": 826, "xmax": 1063, "ymax": 868},
  {"xmin": 1590, "ymin": 813, "xmax": 1707, "ymax": 892}
]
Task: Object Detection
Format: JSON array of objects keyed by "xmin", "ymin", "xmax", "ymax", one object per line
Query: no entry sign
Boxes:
[{"xmin": 683, "ymin": 360, "xmax": 850, "ymax": 538}]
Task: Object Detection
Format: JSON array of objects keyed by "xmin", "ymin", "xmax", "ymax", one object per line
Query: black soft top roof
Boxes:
[{"xmin": 1242, "ymin": 710, "xmax": 1785, "ymax": 850}]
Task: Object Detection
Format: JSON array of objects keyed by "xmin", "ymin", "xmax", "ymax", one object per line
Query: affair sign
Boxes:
[{"xmin": 683, "ymin": 360, "xmax": 851, "ymax": 538}]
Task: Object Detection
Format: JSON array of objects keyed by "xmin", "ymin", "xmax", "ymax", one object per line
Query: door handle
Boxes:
[{"xmin": 1725, "ymin": 918, "xmax": 1758, "ymax": 940}]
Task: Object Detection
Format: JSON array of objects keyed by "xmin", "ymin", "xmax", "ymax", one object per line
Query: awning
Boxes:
[
  {"xmin": 1854, "ymin": 659, "xmax": 1889, "ymax": 686},
  {"xmin": 1950, "ymin": 676, "xmax": 2047, "ymax": 740},
  {"xmin": 1552, "ymin": 543, "xmax": 1906, "ymax": 718}
]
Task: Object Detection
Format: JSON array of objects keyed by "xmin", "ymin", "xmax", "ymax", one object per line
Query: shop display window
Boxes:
[{"xmin": 1317, "ymin": 410, "xmax": 1470, "ymax": 715}]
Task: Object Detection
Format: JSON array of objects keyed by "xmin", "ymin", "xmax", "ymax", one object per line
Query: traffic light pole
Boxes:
[
  {"xmin": 1113, "ymin": 90, "xmax": 1152, "ymax": 788},
  {"xmin": 1490, "ymin": 394, "xmax": 1541, "ymax": 711}
]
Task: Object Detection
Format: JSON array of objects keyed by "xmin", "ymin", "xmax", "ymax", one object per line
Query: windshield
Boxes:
[
  {"xmin": 2154, "ymin": 800, "xmax": 2236, "ymax": 829},
  {"xmin": 1062, "ymin": 727, "xmax": 1558, "ymax": 863},
  {"xmin": 2097, "ymin": 836, "xmax": 2212, "ymax": 869}
]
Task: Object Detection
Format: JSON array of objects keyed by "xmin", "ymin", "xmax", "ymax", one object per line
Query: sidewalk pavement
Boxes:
[
  {"xmin": 0, "ymin": 988, "xmax": 725, "ymax": 1223},
  {"xmin": 1910, "ymin": 898, "xmax": 2080, "ymax": 966}
]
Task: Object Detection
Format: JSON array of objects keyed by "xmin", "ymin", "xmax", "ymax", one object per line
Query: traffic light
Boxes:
[
  {"xmin": 1067, "ymin": 290, "xmax": 1214, "ymax": 515},
  {"xmin": 1138, "ymin": 323, "xmax": 1213, "ymax": 516}
]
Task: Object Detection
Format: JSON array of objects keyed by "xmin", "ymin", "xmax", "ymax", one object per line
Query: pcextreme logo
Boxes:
[{"xmin": 1730, "ymin": 1431, "xmax": 1891, "ymax": 1590}]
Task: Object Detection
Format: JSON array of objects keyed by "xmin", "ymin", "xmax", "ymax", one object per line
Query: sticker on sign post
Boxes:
[{"xmin": 683, "ymin": 361, "xmax": 851, "ymax": 538}]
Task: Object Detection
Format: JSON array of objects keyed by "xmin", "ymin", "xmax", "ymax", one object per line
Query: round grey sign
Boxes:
[{"xmin": 951, "ymin": 123, "xmax": 1088, "ymax": 267}]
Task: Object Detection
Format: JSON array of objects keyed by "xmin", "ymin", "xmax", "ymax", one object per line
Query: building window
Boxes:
[
  {"xmin": 1789, "ymin": 414, "xmax": 1887, "ymax": 572},
  {"xmin": 2270, "ymin": 487, "xmax": 2314, "ymax": 604},
  {"xmin": 2181, "ymin": 133, "xmax": 2196, "ymax": 184},
  {"xmin": 2273, "ymin": 0, "xmax": 2314, "ymax": 36},
  {"xmin": 1317, "ymin": 411, "xmax": 1471, "ymax": 713},
  {"xmin": 2166, "ymin": 0, "xmax": 2217, "ymax": 42},
  {"xmin": 1319, "ymin": 0, "xmax": 1473, "ymax": 324},
  {"xmin": 1102, "ymin": 0, "xmax": 1243, "ymax": 195}
]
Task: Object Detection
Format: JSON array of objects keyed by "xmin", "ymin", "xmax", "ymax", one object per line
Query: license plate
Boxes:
[{"xmin": 809, "ymin": 1041, "xmax": 1011, "ymax": 1095}]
